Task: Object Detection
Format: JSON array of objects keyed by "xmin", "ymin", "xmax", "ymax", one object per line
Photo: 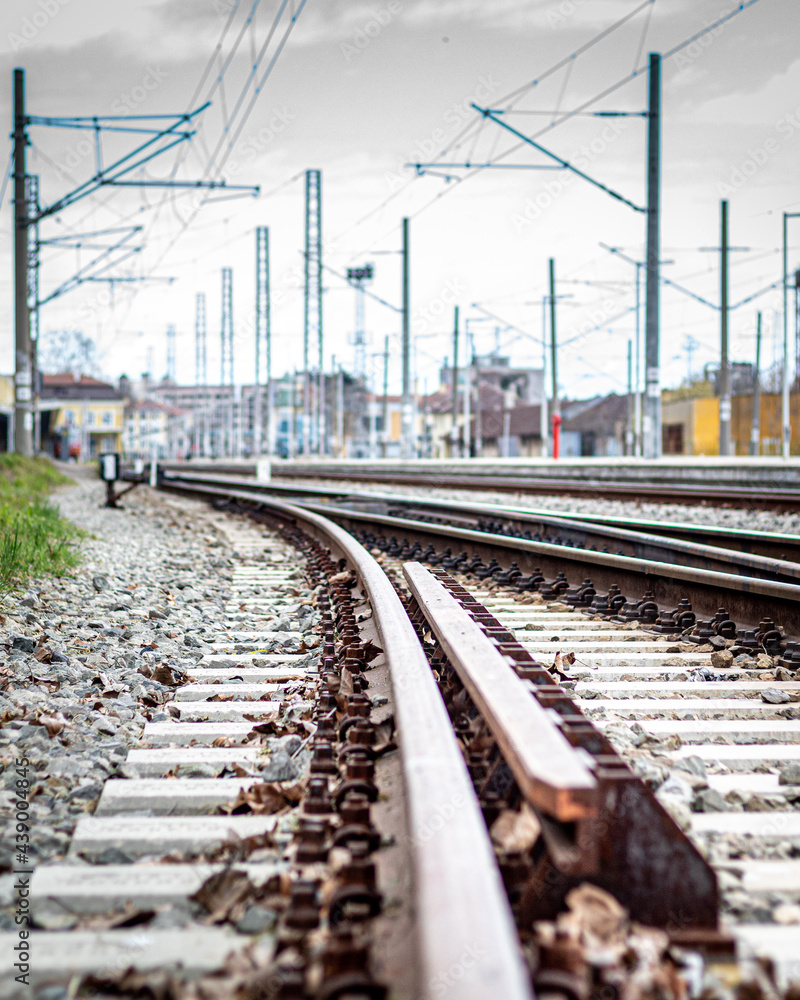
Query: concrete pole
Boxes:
[
  {"xmin": 750, "ymin": 311, "xmax": 762, "ymax": 456},
  {"xmin": 782, "ymin": 213, "xmax": 792, "ymax": 457},
  {"xmin": 464, "ymin": 332, "xmax": 472, "ymax": 458},
  {"xmin": 719, "ymin": 199, "xmax": 732, "ymax": 456},
  {"xmin": 626, "ymin": 339, "xmax": 634, "ymax": 456},
  {"xmin": 13, "ymin": 68, "xmax": 32, "ymax": 456},
  {"xmin": 540, "ymin": 296, "xmax": 549, "ymax": 457},
  {"xmin": 644, "ymin": 53, "xmax": 662, "ymax": 460},
  {"xmin": 451, "ymin": 305, "xmax": 459, "ymax": 457},
  {"xmin": 400, "ymin": 217, "xmax": 413, "ymax": 458},
  {"xmin": 382, "ymin": 336, "xmax": 389, "ymax": 457},
  {"xmin": 634, "ymin": 262, "xmax": 642, "ymax": 456}
]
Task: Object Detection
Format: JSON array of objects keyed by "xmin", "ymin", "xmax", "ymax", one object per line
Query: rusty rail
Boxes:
[{"xmin": 160, "ymin": 478, "xmax": 534, "ymax": 1000}]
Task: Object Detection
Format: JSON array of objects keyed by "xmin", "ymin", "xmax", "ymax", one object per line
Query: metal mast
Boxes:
[
  {"xmin": 220, "ymin": 267, "xmax": 234, "ymax": 385},
  {"xmin": 26, "ymin": 173, "xmax": 40, "ymax": 452},
  {"xmin": 255, "ymin": 226, "xmax": 271, "ymax": 456},
  {"xmin": 195, "ymin": 293, "xmax": 207, "ymax": 385},
  {"xmin": 13, "ymin": 68, "xmax": 32, "ymax": 455},
  {"xmin": 400, "ymin": 217, "xmax": 412, "ymax": 458},
  {"xmin": 303, "ymin": 169, "xmax": 322, "ymax": 454},
  {"xmin": 195, "ymin": 292, "xmax": 207, "ymax": 458},
  {"xmin": 643, "ymin": 52, "xmax": 662, "ymax": 460},
  {"xmin": 166, "ymin": 324, "xmax": 177, "ymax": 382},
  {"xmin": 220, "ymin": 267, "xmax": 234, "ymax": 457}
]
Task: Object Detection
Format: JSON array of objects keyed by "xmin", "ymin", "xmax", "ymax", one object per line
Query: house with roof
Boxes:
[{"xmin": 40, "ymin": 374, "xmax": 124, "ymax": 460}]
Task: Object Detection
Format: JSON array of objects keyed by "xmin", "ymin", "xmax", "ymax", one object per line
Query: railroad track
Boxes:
[
  {"xmin": 17, "ymin": 472, "xmax": 799, "ymax": 996},
  {"xmin": 158, "ymin": 459, "xmax": 800, "ymax": 512},
  {"xmin": 153, "ymin": 472, "xmax": 800, "ymax": 993}
]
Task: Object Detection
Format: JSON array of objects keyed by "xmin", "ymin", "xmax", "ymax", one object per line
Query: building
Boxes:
[
  {"xmin": 123, "ymin": 399, "xmax": 193, "ymax": 461},
  {"xmin": 41, "ymin": 374, "xmax": 124, "ymax": 460},
  {"xmin": 560, "ymin": 394, "xmax": 630, "ymax": 458},
  {"xmin": 661, "ymin": 392, "xmax": 800, "ymax": 456}
]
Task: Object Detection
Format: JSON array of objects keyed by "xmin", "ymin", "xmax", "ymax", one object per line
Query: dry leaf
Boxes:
[
  {"xmin": 33, "ymin": 647, "xmax": 53, "ymax": 664},
  {"xmin": 220, "ymin": 782, "xmax": 290, "ymax": 816},
  {"xmin": 36, "ymin": 713, "xmax": 66, "ymax": 738},
  {"xmin": 153, "ymin": 665, "xmax": 182, "ymax": 686},
  {"xmin": 206, "ymin": 693, "xmax": 235, "ymax": 702},
  {"xmin": 362, "ymin": 639, "xmax": 383, "ymax": 663},
  {"xmin": 490, "ymin": 804, "xmax": 541, "ymax": 853},
  {"xmin": 212, "ymin": 736, "xmax": 235, "ymax": 748},
  {"xmin": 559, "ymin": 883, "xmax": 629, "ymax": 946},
  {"xmin": 191, "ymin": 868, "xmax": 257, "ymax": 922}
]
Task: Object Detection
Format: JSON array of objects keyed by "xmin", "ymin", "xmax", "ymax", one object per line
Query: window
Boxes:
[
  {"xmin": 87, "ymin": 411, "xmax": 95, "ymax": 426},
  {"xmin": 102, "ymin": 412, "xmax": 112, "ymax": 426}
]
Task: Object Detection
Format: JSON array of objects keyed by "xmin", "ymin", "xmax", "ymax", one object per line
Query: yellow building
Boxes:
[
  {"xmin": 661, "ymin": 392, "xmax": 800, "ymax": 456},
  {"xmin": 42, "ymin": 374, "xmax": 124, "ymax": 460}
]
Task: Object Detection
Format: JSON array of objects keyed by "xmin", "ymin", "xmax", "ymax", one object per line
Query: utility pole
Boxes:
[
  {"xmin": 540, "ymin": 296, "xmax": 549, "ymax": 457},
  {"xmin": 195, "ymin": 292, "xmax": 207, "ymax": 458},
  {"xmin": 303, "ymin": 169, "xmax": 322, "ymax": 455},
  {"xmin": 337, "ymin": 363, "xmax": 345, "ymax": 458},
  {"xmin": 401, "ymin": 217, "xmax": 413, "ymax": 458},
  {"xmin": 464, "ymin": 331, "xmax": 472, "ymax": 459},
  {"xmin": 719, "ymin": 199, "xmax": 731, "ymax": 456},
  {"xmin": 451, "ymin": 305, "xmax": 460, "ymax": 457},
  {"xmin": 220, "ymin": 267, "xmax": 234, "ymax": 457},
  {"xmin": 166, "ymin": 324, "xmax": 176, "ymax": 382},
  {"xmin": 255, "ymin": 226, "xmax": 270, "ymax": 456},
  {"xmin": 549, "ymin": 258, "xmax": 560, "ymax": 459},
  {"xmin": 634, "ymin": 262, "xmax": 642, "ymax": 456},
  {"xmin": 381, "ymin": 336, "xmax": 389, "ymax": 457},
  {"xmin": 626, "ymin": 339, "xmax": 634, "ymax": 456},
  {"xmin": 750, "ymin": 311, "xmax": 762, "ymax": 457},
  {"xmin": 644, "ymin": 52, "xmax": 661, "ymax": 460},
  {"xmin": 13, "ymin": 67, "xmax": 32, "ymax": 456}
]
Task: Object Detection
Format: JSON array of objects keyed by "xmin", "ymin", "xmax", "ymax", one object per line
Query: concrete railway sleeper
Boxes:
[{"xmin": 150, "ymin": 477, "xmax": 800, "ymax": 996}]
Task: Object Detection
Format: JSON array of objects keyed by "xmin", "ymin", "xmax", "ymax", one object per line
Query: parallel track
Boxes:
[{"xmin": 154, "ymin": 470, "xmax": 800, "ymax": 991}]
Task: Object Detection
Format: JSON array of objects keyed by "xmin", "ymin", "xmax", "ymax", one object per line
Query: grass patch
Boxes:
[{"xmin": 0, "ymin": 455, "xmax": 81, "ymax": 594}]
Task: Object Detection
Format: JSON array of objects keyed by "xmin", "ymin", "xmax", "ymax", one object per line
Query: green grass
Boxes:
[{"xmin": 0, "ymin": 455, "xmax": 81, "ymax": 594}]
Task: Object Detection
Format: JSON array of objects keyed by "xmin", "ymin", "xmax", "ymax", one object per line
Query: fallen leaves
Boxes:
[
  {"xmin": 491, "ymin": 803, "xmax": 541, "ymax": 853},
  {"xmin": 35, "ymin": 712, "xmax": 67, "ymax": 738},
  {"xmin": 218, "ymin": 782, "xmax": 295, "ymax": 817}
]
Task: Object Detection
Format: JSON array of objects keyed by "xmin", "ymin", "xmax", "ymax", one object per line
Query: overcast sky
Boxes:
[{"xmin": 1, "ymin": 0, "xmax": 798, "ymax": 401}]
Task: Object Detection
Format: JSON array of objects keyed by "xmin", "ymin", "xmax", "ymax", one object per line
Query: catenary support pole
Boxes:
[
  {"xmin": 719, "ymin": 199, "xmax": 731, "ymax": 456},
  {"xmin": 401, "ymin": 217, "xmax": 413, "ymax": 458},
  {"xmin": 644, "ymin": 52, "xmax": 662, "ymax": 460},
  {"xmin": 382, "ymin": 335, "xmax": 389, "ymax": 457},
  {"xmin": 549, "ymin": 259, "xmax": 560, "ymax": 458},
  {"xmin": 451, "ymin": 305, "xmax": 460, "ymax": 457},
  {"xmin": 626, "ymin": 339, "xmax": 634, "ymax": 456},
  {"xmin": 13, "ymin": 68, "xmax": 32, "ymax": 456},
  {"xmin": 750, "ymin": 311, "xmax": 762, "ymax": 456}
]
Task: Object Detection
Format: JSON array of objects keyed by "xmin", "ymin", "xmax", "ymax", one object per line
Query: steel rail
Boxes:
[
  {"xmin": 267, "ymin": 464, "xmax": 800, "ymax": 511},
  {"xmin": 160, "ymin": 481, "xmax": 534, "ymax": 1000},
  {"xmin": 156, "ymin": 469, "xmax": 800, "ymax": 565},
  {"xmin": 160, "ymin": 474, "xmax": 799, "ymax": 644}
]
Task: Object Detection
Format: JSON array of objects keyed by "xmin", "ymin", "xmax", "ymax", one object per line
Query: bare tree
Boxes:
[{"xmin": 38, "ymin": 330, "xmax": 101, "ymax": 377}]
